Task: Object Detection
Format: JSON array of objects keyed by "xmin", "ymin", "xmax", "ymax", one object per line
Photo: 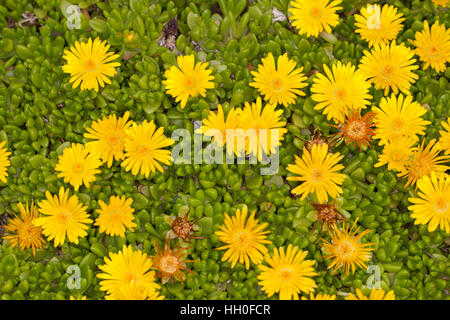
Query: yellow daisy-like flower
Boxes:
[
  {"xmin": 121, "ymin": 120, "xmax": 174, "ymax": 178},
  {"xmin": 198, "ymin": 104, "xmax": 240, "ymax": 147},
  {"xmin": 62, "ymin": 37, "xmax": 120, "ymax": 92},
  {"xmin": 97, "ymin": 245, "xmax": 160, "ymax": 299},
  {"xmin": 2, "ymin": 202, "xmax": 45, "ymax": 257},
  {"xmin": 408, "ymin": 172, "xmax": 450, "ymax": 233},
  {"xmin": 311, "ymin": 62, "xmax": 372, "ymax": 122},
  {"xmin": 359, "ymin": 41, "xmax": 419, "ymax": 95},
  {"xmin": 286, "ymin": 143, "xmax": 345, "ymax": 204},
  {"xmin": 0, "ymin": 140, "xmax": 11, "ymax": 183},
  {"xmin": 84, "ymin": 111, "xmax": 133, "ymax": 167},
  {"xmin": 105, "ymin": 282, "xmax": 164, "ymax": 300},
  {"xmin": 33, "ymin": 187, "xmax": 92, "ymax": 247},
  {"xmin": 249, "ymin": 53, "xmax": 307, "ymax": 107},
  {"xmin": 257, "ymin": 244, "xmax": 318, "ymax": 300},
  {"xmin": 55, "ymin": 143, "xmax": 102, "ymax": 191},
  {"xmin": 215, "ymin": 205, "xmax": 271, "ymax": 269},
  {"xmin": 237, "ymin": 97, "xmax": 288, "ymax": 161},
  {"xmin": 354, "ymin": 4, "xmax": 404, "ymax": 47},
  {"xmin": 432, "ymin": 0, "xmax": 448, "ymax": 7},
  {"xmin": 410, "ymin": 20, "xmax": 450, "ymax": 73},
  {"xmin": 345, "ymin": 288, "xmax": 395, "ymax": 300},
  {"xmin": 374, "ymin": 136, "xmax": 416, "ymax": 172},
  {"xmin": 288, "ymin": 0, "xmax": 342, "ymax": 37},
  {"xmin": 372, "ymin": 94, "xmax": 430, "ymax": 146},
  {"xmin": 301, "ymin": 293, "xmax": 336, "ymax": 300},
  {"xmin": 162, "ymin": 54, "xmax": 215, "ymax": 109},
  {"xmin": 438, "ymin": 118, "xmax": 450, "ymax": 155},
  {"xmin": 321, "ymin": 219, "xmax": 375, "ymax": 275},
  {"xmin": 398, "ymin": 139, "xmax": 450, "ymax": 188},
  {"xmin": 94, "ymin": 196, "xmax": 136, "ymax": 237}
]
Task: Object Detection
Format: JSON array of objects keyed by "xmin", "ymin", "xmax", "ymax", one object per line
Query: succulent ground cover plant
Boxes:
[{"xmin": 0, "ymin": 0, "xmax": 449, "ymax": 301}]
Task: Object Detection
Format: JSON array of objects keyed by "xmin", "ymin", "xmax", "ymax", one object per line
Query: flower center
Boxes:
[
  {"xmin": 434, "ymin": 197, "xmax": 448, "ymax": 213},
  {"xmin": 73, "ymin": 162, "xmax": 84, "ymax": 173},
  {"xmin": 185, "ymin": 76, "xmax": 195, "ymax": 88},
  {"xmin": 272, "ymin": 78, "xmax": 283, "ymax": 91},
  {"xmin": 392, "ymin": 118, "xmax": 404, "ymax": 131},
  {"xmin": 382, "ymin": 65, "xmax": 394, "ymax": 78},
  {"xmin": 160, "ymin": 255, "xmax": 179, "ymax": 274},
  {"xmin": 234, "ymin": 231, "xmax": 250, "ymax": 248},
  {"xmin": 137, "ymin": 145, "xmax": 149, "ymax": 155},
  {"xmin": 19, "ymin": 223, "xmax": 39, "ymax": 241},
  {"xmin": 337, "ymin": 241, "xmax": 355, "ymax": 257},
  {"xmin": 108, "ymin": 135, "xmax": 120, "ymax": 145},
  {"xmin": 84, "ymin": 59, "xmax": 97, "ymax": 72},
  {"xmin": 334, "ymin": 88, "xmax": 347, "ymax": 101},
  {"xmin": 428, "ymin": 45, "xmax": 440, "ymax": 57},
  {"xmin": 409, "ymin": 158, "xmax": 431, "ymax": 181},
  {"xmin": 57, "ymin": 211, "xmax": 70, "ymax": 224},
  {"xmin": 124, "ymin": 272, "xmax": 138, "ymax": 284},
  {"xmin": 110, "ymin": 209, "xmax": 122, "ymax": 221},
  {"xmin": 311, "ymin": 7, "xmax": 322, "ymax": 18},
  {"xmin": 279, "ymin": 268, "xmax": 293, "ymax": 281},
  {"xmin": 346, "ymin": 121, "xmax": 365, "ymax": 139},
  {"xmin": 392, "ymin": 151, "xmax": 403, "ymax": 161},
  {"xmin": 311, "ymin": 168, "xmax": 323, "ymax": 182}
]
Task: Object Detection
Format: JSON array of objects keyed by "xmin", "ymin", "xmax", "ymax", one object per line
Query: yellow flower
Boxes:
[
  {"xmin": 408, "ymin": 172, "xmax": 450, "ymax": 233},
  {"xmin": 249, "ymin": 53, "xmax": 307, "ymax": 107},
  {"xmin": 432, "ymin": 0, "xmax": 448, "ymax": 7},
  {"xmin": 311, "ymin": 62, "xmax": 372, "ymax": 122},
  {"xmin": 374, "ymin": 136, "xmax": 416, "ymax": 172},
  {"xmin": 359, "ymin": 41, "xmax": 419, "ymax": 95},
  {"xmin": 94, "ymin": 196, "xmax": 136, "ymax": 237},
  {"xmin": 289, "ymin": 0, "xmax": 342, "ymax": 37},
  {"xmin": 69, "ymin": 296, "xmax": 87, "ymax": 300},
  {"xmin": 215, "ymin": 205, "xmax": 271, "ymax": 269},
  {"xmin": 301, "ymin": 293, "xmax": 336, "ymax": 300},
  {"xmin": 321, "ymin": 219, "xmax": 374, "ymax": 275},
  {"xmin": 410, "ymin": 20, "xmax": 450, "ymax": 73},
  {"xmin": 198, "ymin": 104, "xmax": 240, "ymax": 147},
  {"xmin": 237, "ymin": 97, "xmax": 288, "ymax": 161},
  {"xmin": 105, "ymin": 282, "xmax": 164, "ymax": 300},
  {"xmin": 162, "ymin": 54, "xmax": 214, "ymax": 109},
  {"xmin": 286, "ymin": 143, "xmax": 345, "ymax": 203},
  {"xmin": 257, "ymin": 244, "xmax": 318, "ymax": 300},
  {"xmin": 121, "ymin": 120, "xmax": 174, "ymax": 177},
  {"xmin": 354, "ymin": 4, "xmax": 404, "ymax": 47},
  {"xmin": 97, "ymin": 245, "xmax": 160, "ymax": 299},
  {"xmin": 2, "ymin": 202, "xmax": 45, "ymax": 256},
  {"xmin": 398, "ymin": 139, "xmax": 450, "ymax": 188},
  {"xmin": 0, "ymin": 140, "xmax": 11, "ymax": 183},
  {"xmin": 372, "ymin": 94, "xmax": 430, "ymax": 146},
  {"xmin": 438, "ymin": 117, "xmax": 450, "ymax": 155},
  {"xmin": 62, "ymin": 37, "xmax": 120, "ymax": 92},
  {"xmin": 84, "ymin": 111, "xmax": 133, "ymax": 167},
  {"xmin": 345, "ymin": 288, "xmax": 395, "ymax": 300},
  {"xmin": 55, "ymin": 143, "xmax": 102, "ymax": 191},
  {"xmin": 34, "ymin": 187, "xmax": 92, "ymax": 247}
]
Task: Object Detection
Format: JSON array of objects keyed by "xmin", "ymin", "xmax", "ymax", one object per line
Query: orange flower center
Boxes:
[
  {"xmin": 428, "ymin": 45, "xmax": 440, "ymax": 57},
  {"xmin": 18, "ymin": 223, "xmax": 40, "ymax": 241},
  {"xmin": 124, "ymin": 272, "xmax": 138, "ymax": 283},
  {"xmin": 392, "ymin": 118, "xmax": 404, "ymax": 131},
  {"xmin": 334, "ymin": 88, "xmax": 347, "ymax": 101},
  {"xmin": 160, "ymin": 255, "xmax": 179, "ymax": 274},
  {"xmin": 272, "ymin": 78, "xmax": 283, "ymax": 91},
  {"xmin": 234, "ymin": 231, "xmax": 250, "ymax": 248},
  {"xmin": 73, "ymin": 162, "xmax": 84, "ymax": 173},
  {"xmin": 137, "ymin": 145, "xmax": 149, "ymax": 155},
  {"xmin": 279, "ymin": 268, "xmax": 293, "ymax": 281},
  {"xmin": 185, "ymin": 76, "xmax": 195, "ymax": 88},
  {"xmin": 110, "ymin": 209, "xmax": 122, "ymax": 220},
  {"xmin": 84, "ymin": 59, "xmax": 97, "ymax": 72},
  {"xmin": 346, "ymin": 120, "xmax": 366, "ymax": 140},
  {"xmin": 434, "ymin": 197, "xmax": 448, "ymax": 213},
  {"xmin": 108, "ymin": 135, "xmax": 120, "ymax": 145},
  {"xmin": 311, "ymin": 7, "xmax": 322, "ymax": 18},
  {"xmin": 408, "ymin": 158, "xmax": 431, "ymax": 181},
  {"xmin": 57, "ymin": 211, "xmax": 70, "ymax": 224},
  {"xmin": 381, "ymin": 65, "xmax": 394, "ymax": 78},
  {"xmin": 337, "ymin": 241, "xmax": 355, "ymax": 257},
  {"xmin": 391, "ymin": 151, "xmax": 404, "ymax": 161},
  {"xmin": 311, "ymin": 168, "xmax": 323, "ymax": 181}
]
